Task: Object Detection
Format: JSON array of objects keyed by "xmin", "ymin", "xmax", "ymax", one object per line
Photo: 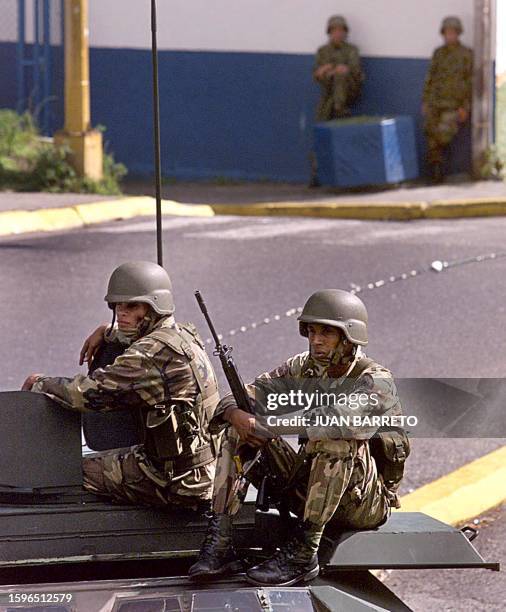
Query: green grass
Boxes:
[{"xmin": 0, "ymin": 109, "xmax": 126, "ymax": 193}]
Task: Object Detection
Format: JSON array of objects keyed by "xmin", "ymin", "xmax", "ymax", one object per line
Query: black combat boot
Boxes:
[
  {"xmin": 188, "ymin": 513, "xmax": 243, "ymax": 580},
  {"xmin": 246, "ymin": 522, "xmax": 322, "ymax": 586}
]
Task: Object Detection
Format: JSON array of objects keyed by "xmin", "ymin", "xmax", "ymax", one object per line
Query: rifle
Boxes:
[
  {"xmin": 195, "ymin": 291, "xmax": 280, "ymax": 511},
  {"xmin": 194, "ymin": 290, "xmax": 254, "ymax": 416}
]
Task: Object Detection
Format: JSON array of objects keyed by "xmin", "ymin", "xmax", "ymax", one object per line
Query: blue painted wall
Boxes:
[
  {"xmin": 0, "ymin": 43, "xmax": 472, "ymax": 181},
  {"xmin": 0, "ymin": 41, "xmax": 64, "ymax": 135},
  {"xmin": 89, "ymin": 48, "xmax": 319, "ymax": 181},
  {"xmin": 0, "ymin": 43, "xmax": 18, "ymax": 110}
]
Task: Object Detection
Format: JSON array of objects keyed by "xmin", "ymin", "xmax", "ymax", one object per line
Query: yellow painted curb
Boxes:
[
  {"xmin": 75, "ymin": 197, "xmax": 215, "ymax": 225},
  {"xmin": 3, "ymin": 193, "xmax": 506, "ymax": 237},
  {"xmin": 211, "ymin": 201, "xmax": 426, "ymax": 221},
  {"xmin": 0, "ymin": 207, "xmax": 83, "ymax": 236},
  {"xmin": 396, "ymin": 445, "xmax": 506, "ymax": 526},
  {"xmin": 0, "ymin": 197, "xmax": 215, "ymax": 237},
  {"xmin": 427, "ymin": 198, "xmax": 506, "ymax": 219}
]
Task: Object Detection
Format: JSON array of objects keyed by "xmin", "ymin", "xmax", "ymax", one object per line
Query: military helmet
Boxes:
[
  {"xmin": 440, "ymin": 16, "xmax": 463, "ymax": 34},
  {"xmin": 298, "ymin": 289, "xmax": 368, "ymax": 345},
  {"xmin": 327, "ymin": 15, "xmax": 348, "ymax": 34},
  {"xmin": 105, "ymin": 261, "xmax": 175, "ymax": 315}
]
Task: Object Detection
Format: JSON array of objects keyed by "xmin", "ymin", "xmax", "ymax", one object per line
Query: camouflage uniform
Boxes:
[
  {"xmin": 32, "ymin": 314, "xmax": 220, "ymax": 510},
  {"xmin": 209, "ymin": 351, "xmax": 400, "ymax": 531},
  {"xmin": 423, "ymin": 42, "xmax": 473, "ymax": 165},
  {"xmin": 314, "ymin": 42, "xmax": 363, "ymax": 121}
]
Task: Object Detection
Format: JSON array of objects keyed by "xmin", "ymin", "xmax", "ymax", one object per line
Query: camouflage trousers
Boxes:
[
  {"xmin": 212, "ymin": 427, "xmax": 390, "ymax": 530},
  {"xmin": 424, "ymin": 108, "xmax": 461, "ymax": 165},
  {"xmin": 317, "ymin": 75, "xmax": 361, "ymax": 121},
  {"xmin": 82, "ymin": 445, "xmax": 215, "ymax": 511}
]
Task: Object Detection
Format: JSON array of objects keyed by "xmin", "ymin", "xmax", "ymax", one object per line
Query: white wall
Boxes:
[
  {"xmin": 0, "ymin": 0, "xmax": 20, "ymax": 42},
  {"xmin": 0, "ymin": 0, "xmax": 62, "ymax": 44},
  {"xmin": 0, "ymin": 1, "xmax": 486, "ymax": 58},
  {"xmin": 89, "ymin": 0, "xmax": 474, "ymax": 57}
]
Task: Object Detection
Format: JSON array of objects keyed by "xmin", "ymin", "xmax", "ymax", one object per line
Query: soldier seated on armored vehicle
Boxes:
[
  {"xmin": 22, "ymin": 261, "xmax": 220, "ymax": 512},
  {"xmin": 189, "ymin": 290, "xmax": 409, "ymax": 587}
]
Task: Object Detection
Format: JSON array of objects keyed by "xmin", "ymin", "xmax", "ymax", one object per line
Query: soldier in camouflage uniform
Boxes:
[
  {"xmin": 22, "ymin": 262, "xmax": 220, "ymax": 511},
  {"xmin": 423, "ymin": 16, "xmax": 473, "ymax": 181},
  {"xmin": 189, "ymin": 290, "xmax": 406, "ymax": 586},
  {"xmin": 313, "ymin": 16, "xmax": 364, "ymax": 121}
]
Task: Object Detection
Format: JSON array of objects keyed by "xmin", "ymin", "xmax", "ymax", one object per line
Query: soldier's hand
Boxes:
[
  {"xmin": 227, "ymin": 408, "xmax": 269, "ymax": 447},
  {"xmin": 21, "ymin": 374, "xmax": 42, "ymax": 391},
  {"xmin": 457, "ymin": 108, "xmax": 468, "ymax": 123},
  {"xmin": 79, "ymin": 324, "xmax": 108, "ymax": 365},
  {"xmin": 314, "ymin": 63, "xmax": 333, "ymax": 80},
  {"xmin": 334, "ymin": 64, "xmax": 350, "ymax": 75}
]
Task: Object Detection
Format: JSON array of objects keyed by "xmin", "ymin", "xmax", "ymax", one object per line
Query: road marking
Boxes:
[
  {"xmin": 200, "ymin": 250, "xmax": 506, "ymax": 344},
  {"xmin": 91, "ymin": 216, "xmax": 236, "ymax": 233},
  {"xmin": 397, "ymin": 445, "xmax": 506, "ymax": 525},
  {"xmin": 184, "ymin": 218, "xmax": 358, "ymax": 240}
]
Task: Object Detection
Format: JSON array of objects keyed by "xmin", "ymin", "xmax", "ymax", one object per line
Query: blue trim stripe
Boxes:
[{"xmin": 0, "ymin": 44, "xmax": 473, "ymax": 180}]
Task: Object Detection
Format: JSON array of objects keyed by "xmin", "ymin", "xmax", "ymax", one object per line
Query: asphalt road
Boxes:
[
  {"xmin": 0, "ymin": 214, "xmax": 504, "ymax": 483},
  {"xmin": 0, "ymin": 213, "xmax": 504, "ymax": 609}
]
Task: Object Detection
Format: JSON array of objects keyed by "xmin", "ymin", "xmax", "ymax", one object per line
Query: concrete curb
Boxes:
[
  {"xmin": 0, "ymin": 196, "xmax": 213, "ymax": 237},
  {"xmin": 212, "ymin": 201, "xmax": 427, "ymax": 220},
  {"xmin": 1, "ymin": 194, "xmax": 506, "ymax": 236},
  {"xmin": 396, "ymin": 445, "xmax": 506, "ymax": 526},
  {"xmin": 215, "ymin": 197, "xmax": 506, "ymax": 220},
  {"xmin": 425, "ymin": 197, "xmax": 506, "ymax": 219}
]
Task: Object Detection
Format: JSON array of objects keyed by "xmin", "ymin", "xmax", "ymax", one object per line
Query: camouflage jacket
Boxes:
[
  {"xmin": 423, "ymin": 43, "xmax": 473, "ymax": 111},
  {"xmin": 313, "ymin": 41, "xmax": 363, "ymax": 118},
  {"xmin": 314, "ymin": 41, "xmax": 363, "ymax": 85},
  {"xmin": 32, "ymin": 316, "xmax": 220, "ymax": 462},
  {"xmin": 211, "ymin": 351, "xmax": 401, "ymax": 442}
]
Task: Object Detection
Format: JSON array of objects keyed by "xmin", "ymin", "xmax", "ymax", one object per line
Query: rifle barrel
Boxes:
[{"xmin": 195, "ymin": 291, "xmax": 222, "ymax": 348}]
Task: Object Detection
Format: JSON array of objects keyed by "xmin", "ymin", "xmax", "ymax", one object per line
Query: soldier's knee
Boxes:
[
  {"xmin": 82, "ymin": 456, "xmax": 109, "ymax": 495},
  {"xmin": 330, "ymin": 494, "xmax": 390, "ymax": 530}
]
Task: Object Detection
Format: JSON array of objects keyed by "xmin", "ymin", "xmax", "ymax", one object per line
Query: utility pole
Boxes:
[
  {"xmin": 472, "ymin": 0, "xmax": 494, "ymax": 176},
  {"xmin": 55, "ymin": 0, "xmax": 103, "ymax": 179}
]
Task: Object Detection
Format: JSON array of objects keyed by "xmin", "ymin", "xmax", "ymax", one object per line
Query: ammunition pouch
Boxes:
[
  {"xmin": 370, "ymin": 427, "xmax": 410, "ymax": 503},
  {"xmin": 140, "ymin": 323, "xmax": 220, "ymax": 474},
  {"xmin": 151, "ymin": 444, "xmax": 215, "ymax": 476},
  {"xmin": 145, "ymin": 401, "xmax": 216, "ymax": 474},
  {"xmin": 145, "ymin": 403, "xmax": 185, "ymax": 460},
  {"xmin": 338, "ymin": 357, "xmax": 410, "ymax": 507}
]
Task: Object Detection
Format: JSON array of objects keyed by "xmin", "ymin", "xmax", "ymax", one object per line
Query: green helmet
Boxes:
[
  {"xmin": 327, "ymin": 15, "xmax": 348, "ymax": 34},
  {"xmin": 298, "ymin": 289, "xmax": 368, "ymax": 345},
  {"xmin": 104, "ymin": 261, "xmax": 175, "ymax": 315},
  {"xmin": 440, "ymin": 16, "xmax": 463, "ymax": 34}
]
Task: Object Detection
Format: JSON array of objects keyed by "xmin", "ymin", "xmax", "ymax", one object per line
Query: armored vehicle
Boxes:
[{"xmin": 0, "ymin": 389, "xmax": 498, "ymax": 611}]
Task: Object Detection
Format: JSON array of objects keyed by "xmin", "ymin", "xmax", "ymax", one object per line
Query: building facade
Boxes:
[{"xmin": 0, "ymin": 0, "xmax": 493, "ymax": 181}]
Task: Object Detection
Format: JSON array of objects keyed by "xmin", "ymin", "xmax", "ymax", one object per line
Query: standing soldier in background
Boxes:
[
  {"xmin": 21, "ymin": 261, "xmax": 220, "ymax": 512},
  {"xmin": 423, "ymin": 16, "xmax": 473, "ymax": 182},
  {"xmin": 313, "ymin": 16, "xmax": 364, "ymax": 121}
]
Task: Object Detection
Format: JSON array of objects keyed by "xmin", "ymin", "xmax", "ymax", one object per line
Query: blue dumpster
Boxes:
[{"xmin": 314, "ymin": 115, "xmax": 419, "ymax": 187}]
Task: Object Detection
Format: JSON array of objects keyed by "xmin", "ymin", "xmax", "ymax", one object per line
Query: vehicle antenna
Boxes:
[{"xmin": 151, "ymin": 0, "xmax": 163, "ymax": 266}]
